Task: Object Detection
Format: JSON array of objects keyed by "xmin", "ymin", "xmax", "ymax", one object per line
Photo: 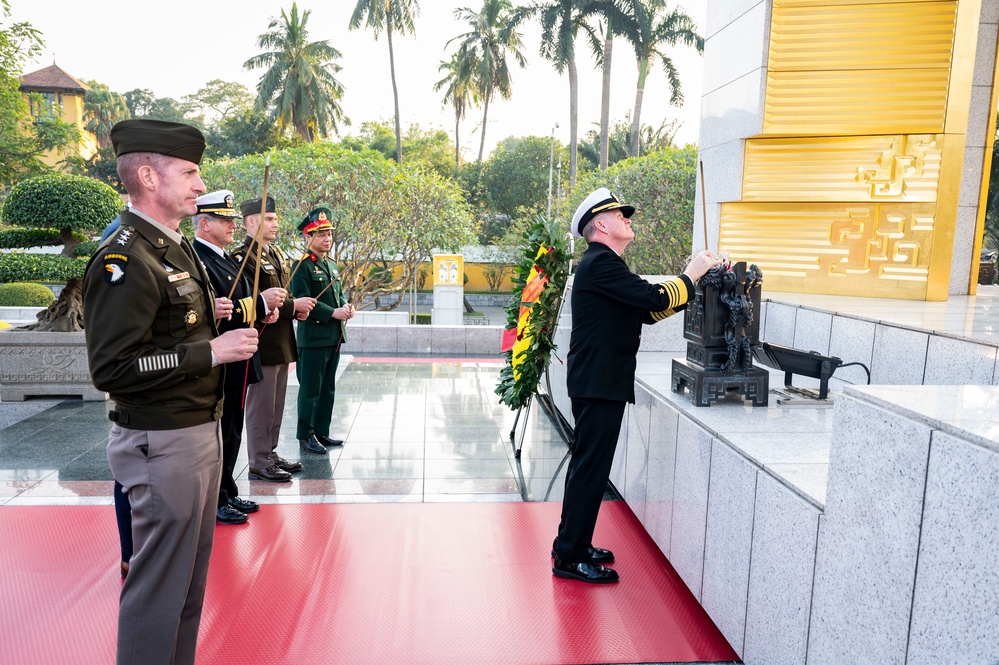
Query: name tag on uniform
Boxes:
[
  {"xmin": 176, "ymin": 282, "xmax": 199, "ymax": 296},
  {"xmin": 167, "ymin": 271, "xmax": 191, "ymax": 282}
]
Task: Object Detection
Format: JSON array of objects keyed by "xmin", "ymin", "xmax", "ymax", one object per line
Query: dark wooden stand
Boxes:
[
  {"xmin": 671, "ymin": 358, "xmax": 769, "ymax": 407},
  {"xmin": 671, "ymin": 261, "xmax": 768, "ymax": 407}
]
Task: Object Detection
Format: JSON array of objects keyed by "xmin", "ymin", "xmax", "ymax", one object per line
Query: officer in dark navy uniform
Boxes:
[
  {"xmin": 289, "ymin": 207, "xmax": 354, "ymax": 455},
  {"xmin": 193, "ymin": 190, "xmax": 287, "ymax": 523},
  {"xmin": 83, "ymin": 119, "xmax": 259, "ymax": 664},
  {"xmin": 553, "ymin": 187, "xmax": 720, "ymax": 584}
]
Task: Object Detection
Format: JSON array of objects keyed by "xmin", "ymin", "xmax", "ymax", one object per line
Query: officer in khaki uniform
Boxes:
[
  {"xmin": 289, "ymin": 207, "xmax": 354, "ymax": 455},
  {"xmin": 234, "ymin": 196, "xmax": 315, "ymax": 480},
  {"xmin": 83, "ymin": 119, "xmax": 258, "ymax": 665}
]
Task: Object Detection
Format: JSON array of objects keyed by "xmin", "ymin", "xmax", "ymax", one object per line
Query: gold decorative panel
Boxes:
[
  {"xmin": 742, "ymin": 135, "xmax": 944, "ymax": 202},
  {"xmin": 764, "ymin": 1, "xmax": 957, "ymax": 136},
  {"xmin": 763, "ymin": 69, "xmax": 950, "ymax": 135},
  {"xmin": 775, "ymin": 0, "xmax": 945, "ymax": 5},
  {"xmin": 769, "ymin": 2, "xmax": 958, "ymax": 72},
  {"xmin": 720, "ymin": 202, "xmax": 937, "ymax": 299}
]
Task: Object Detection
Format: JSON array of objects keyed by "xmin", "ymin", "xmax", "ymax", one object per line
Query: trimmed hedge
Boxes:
[
  {"xmin": 0, "ymin": 253, "xmax": 87, "ymax": 282},
  {"xmin": 73, "ymin": 240, "xmax": 100, "ymax": 258},
  {"xmin": 0, "ymin": 282, "xmax": 55, "ymax": 306},
  {"xmin": 0, "ymin": 228, "xmax": 61, "ymax": 248}
]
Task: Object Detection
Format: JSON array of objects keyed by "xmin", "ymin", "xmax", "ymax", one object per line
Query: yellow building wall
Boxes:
[
  {"xmin": 718, "ymin": 0, "xmax": 982, "ymax": 300},
  {"xmin": 25, "ymin": 91, "xmax": 97, "ymax": 168},
  {"xmin": 383, "ymin": 262, "xmax": 515, "ymax": 292}
]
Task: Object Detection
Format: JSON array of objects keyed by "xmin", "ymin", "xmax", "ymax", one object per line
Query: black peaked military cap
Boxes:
[
  {"xmin": 109, "ymin": 119, "xmax": 206, "ymax": 164},
  {"xmin": 239, "ymin": 196, "xmax": 276, "ymax": 218}
]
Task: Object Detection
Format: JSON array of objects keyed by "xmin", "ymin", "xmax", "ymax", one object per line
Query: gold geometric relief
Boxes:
[
  {"xmin": 720, "ymin": 202, "xmax": 936, "ymax": 299},
  {"xmin": 743, "ymin": 135, "xmax": 943, "ymax": 203}
]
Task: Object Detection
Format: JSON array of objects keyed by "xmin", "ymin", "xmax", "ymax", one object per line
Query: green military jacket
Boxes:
[
  {"xmin": 233, "ymin": 239, "xmax": 298, "ymax": 366},
  {"xmin": 289, "ymin": 252, "xmax": 346, "ymax": 349},
  {"xmin": 82, "ymin": 210, "xmax": 222, "ymax": 430}
]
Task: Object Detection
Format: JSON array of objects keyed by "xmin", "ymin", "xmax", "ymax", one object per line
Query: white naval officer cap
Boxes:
[{"xmin": 571, "ymin": 187, "xmax": 636, "ymax": 238}]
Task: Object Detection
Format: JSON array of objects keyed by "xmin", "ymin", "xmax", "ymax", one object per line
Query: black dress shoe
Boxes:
[
  {"xmin": 229, "ymin": 496, "xmax": 259, "ymax": 514},
  {"xmin": 299, "ymin": 435, "xmax": 327, "ymax": 455},
  {"xmin": 551, "ymin": 538, "xmax": 615, "ymax": 564},
  {"xmin": 315, "ymin": 434, "xmax": 344, "ymax": 447},
  {"xmin": 273, "ymin": 456, "xmax": 303, "ymax": 473},
  {"xmin": 552, "ymin": 557, "xmax": 619, "ymax": 584},
  {"xmin": 216, "ymin": 504, "xmax": 248, "ymax": 524},
  {"xmin": 249, "ymin": 464, "xmax": 293, "ymax": 482}
]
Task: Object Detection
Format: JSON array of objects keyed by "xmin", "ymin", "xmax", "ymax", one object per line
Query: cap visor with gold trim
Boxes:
[
  {"xmin": 298, "ymin": 206, "xmax": 334, "ymax": 234},
  {"xmin": 571, "ymin": 187, "xmax": 636, "ymax": 238},
  {"xmin": 195, "ymin": 190, "xmax": 241, "ymax": 218}
]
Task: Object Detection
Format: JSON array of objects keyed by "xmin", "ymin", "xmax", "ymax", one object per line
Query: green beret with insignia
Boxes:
[
  {"xmin": 298, "ymin": 206, "xmax": 334, "ymax": 234},
  {"xmin": 109, "ymin": 119, "xmax": 206, "ymax": 164}
]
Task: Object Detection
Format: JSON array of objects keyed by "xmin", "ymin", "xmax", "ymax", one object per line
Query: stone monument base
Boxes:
[{"xmin": 0, "ymin": 331, "xmax": 105, "ymax": 401}]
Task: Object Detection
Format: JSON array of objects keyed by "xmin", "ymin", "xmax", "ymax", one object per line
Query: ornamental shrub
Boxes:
[
  {"xmin": 0, "ymin": 253, "xmax": 87, "ymax": 282},
  {"xmin": 2, "ymin": 173, "xmax": 121, "ymax": 230},
  {"xmin": 0, "ymin": 282, "xmax": 55, "ymax": 307}
]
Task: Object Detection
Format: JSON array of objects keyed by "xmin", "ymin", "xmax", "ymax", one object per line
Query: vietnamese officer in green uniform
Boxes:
[
  {"xmin": 82, "ymin": 119, "xmax": 259, "ymax": 665},
  {"xmin": 289, "ymin": 207, "xmax": 354, "ymax": 455}
]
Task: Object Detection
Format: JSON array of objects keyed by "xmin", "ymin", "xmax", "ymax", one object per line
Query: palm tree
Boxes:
[
  {"xmin": 83, "ymin": 83, "xmax": 130, "ymax": 150},
  {"xmin": 619, "ymin": 0, "xmax": 701, "ymax": 157},
  {"xmin": 349, "ymin": 0, "xmax": 420, "ymax": 162},
  {"xmin": 244, "ymin": 2, "xmax": 347, "ymax": 142},
  {"xmin": 434, "ymin": 53, "xmax": 478, "ymax": 165},
  {"xmin": 449, "ymin": 0, "xmax": 528, "ymax": 163},
  {"xmin": 510, "ymin": 0, "xmax": 624, "ymax": 186}
]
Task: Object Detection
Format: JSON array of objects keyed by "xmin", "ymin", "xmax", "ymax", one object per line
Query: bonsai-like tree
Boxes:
[{"xmin": 1, "ymin": 172, "xmax": 121, "ymax": 331}]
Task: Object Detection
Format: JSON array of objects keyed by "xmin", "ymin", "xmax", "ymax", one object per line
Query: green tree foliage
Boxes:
[
  {"xmin": 482, "ymin": 135, "xmax": 569, "ymax": 224},
  {"xmin": 84, "ymin": 146, "xmax": 123, "ymax": 192},
  {"xmin": 618, "ymin": 0, "xmax": 702, "ymax": 157},
  {"xmin": 0, "ymin": 1, "xmax": 80, "ymax": 187},
  {"xmin": 448, "ymin": 0, "xmax": 528, "ymax": 162},
  {"xmin": 200, "ymin": 143, "xmax": 476, "ymax": 309},
  {"xmin": 204, "ymin": 108, "xmax": 288, "ymax": 159},
  {"xmin": 123, "ymin": 89, "xmax": 190, "ymax": 124},
  {"xmin": 342, "ymin": 121, "xmax": 454, "ymax": 178},
  {"xmin": 983, "ymin": 115, "xmax": 999, "ymax": 254},
  {"xmin": 182, "ymin": 79, "xmax": 254, "ymax": 127},
  {"xmin": 83, "ymin": 82, "xmax": 130, "ymax": 149},
  {"xmin": 244, "ymin": 2, "xmax": 348, "ymax": 141},
  {"xmin": 2, "ymin": 173, "xmax": 121, "ymax": 256},
  {"xmin": 571, "ymin": 145, "xmax": 697, "ymax": 274},
  {"xmin": 434, "ymin": 52, "xmax": 478, "ymax": 165},
  {"xmin": 349, "ymin": 0, "xmax": 420, "ymax": 162},
  {"xmin": 0, "ymin": 253, "xmax": 86, "ymax": 282},
  {"xmin": 577, "ymin": 114, "xmax": 679, "ymax": 169}
]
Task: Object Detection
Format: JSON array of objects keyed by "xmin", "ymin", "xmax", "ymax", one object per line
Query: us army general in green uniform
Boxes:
[
  {"xmin": 82, "ymin": 119, "xmax": 258, "ymax": 665},
  {"xmin": 289, "ymin": 206, "xmax": 354, "ymax": 455}
]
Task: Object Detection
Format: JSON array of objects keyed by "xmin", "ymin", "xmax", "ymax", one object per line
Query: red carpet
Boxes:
[{"xmin": 0, "ymin": 502, "xmax": 737, "ymax": 664}]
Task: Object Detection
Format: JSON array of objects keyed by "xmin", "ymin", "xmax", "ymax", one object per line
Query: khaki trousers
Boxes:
[
  {"xmin": 244, "ymin": 363, "xmax": 290, "ymax": 468},
  {"xmin": 107, "ymin": 420, "xmax": 221, "ymax": 665}
]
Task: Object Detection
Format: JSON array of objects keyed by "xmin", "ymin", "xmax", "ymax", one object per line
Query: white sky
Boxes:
[{"xmin": 12, "ymin": 0, "xmax": 707, "ymax": 159}]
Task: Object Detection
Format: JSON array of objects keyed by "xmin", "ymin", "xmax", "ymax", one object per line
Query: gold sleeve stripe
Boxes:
[
  {"xmin": 237, "ymin": 296, "xmax": 255, "ymax": 318},
  {"xmin": 650, "ymin": 308, "xmax": 678, "ymax": 322},
  {"xmin": 659, "ymin": 277, "xmax": 685, "ymax": 309},
  {"xmin": 138, "ymin": 353, "xmax": 179, "ymax": 373}
]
